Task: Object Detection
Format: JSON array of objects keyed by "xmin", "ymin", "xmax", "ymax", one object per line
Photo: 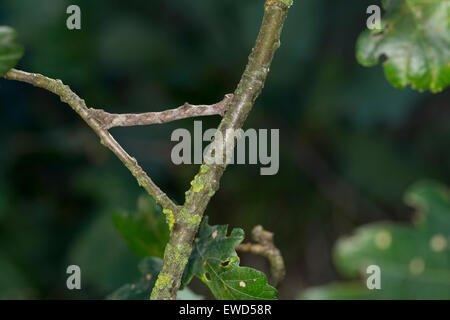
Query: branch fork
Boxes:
[{"xmin": 3, "ymin": 0, "xmax": 292, "ymax": 300}]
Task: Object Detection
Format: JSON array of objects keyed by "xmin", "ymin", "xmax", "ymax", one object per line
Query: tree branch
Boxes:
[
  {"xmin": 3, "ymin": 68, "xmax": 178, "ymax": 214},
  {"xmin": 150, "ymin": 0, "xmax": 292, "ymax": 300},
  {"xmin": 3, "ymin": 0, "xmax": 292, "ymax": 301},
  {"xmin": 236, "ymin": 225, "xmax": 286, "ymax": 287},
  {"xmin": 89, "ymin": 94, "xmax": 234, "ymax": 129}
]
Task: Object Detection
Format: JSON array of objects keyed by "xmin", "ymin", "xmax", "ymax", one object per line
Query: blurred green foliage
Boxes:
[
  {"xmin": 0, "ymin": 0, "xmax": 449, "ymax": 299},
  {"xmin": 107, "ymin": 257, "xmax": 162, "ymax": 300},
  {"xmin": 301, "ymin": 181, "xmax": 450, "ymax": 299},
  {"xmin": 112, "ymin": 195, "xmax": 169, "ymax": 259},
  {"xmin": 0, "ymin": 26, "xmax": 23, "ymax": 75},
  {"xmin": 107, "ymin": 255, "xmax": 204, "ymax": 300}
]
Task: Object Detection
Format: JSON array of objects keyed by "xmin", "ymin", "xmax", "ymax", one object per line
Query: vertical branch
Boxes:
[
  {"xmin": 3, "ymin": 0, "xmax": 293, "ymax": 301},
  {"xmin": 151, "ymin": 0, "xmax": 293, "ymax": 300}
]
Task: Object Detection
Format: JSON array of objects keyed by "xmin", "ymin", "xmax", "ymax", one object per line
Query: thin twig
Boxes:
[
  {"xmin": 236, "ymin": 225, "xmax": 286, "ymax": 287},
  {"xmin": 3, "ymin": 68, "xmax": 178, "ymax": 214},
  {"xmin": 2, "ymin": 0, "xmax": 292, "ymax": 301},
  {"xmin": 89, "ymin": 94, "xmax": 234, "ymax": 129}
]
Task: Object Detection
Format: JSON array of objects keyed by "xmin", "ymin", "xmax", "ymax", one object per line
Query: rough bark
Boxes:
[
  {"xmin": 150, "ymin": 0, "xmax": 292, "ymax": 300},
  {"xmin": 3, "ymin": 0, "xmax": 292, "ymax": 300}
]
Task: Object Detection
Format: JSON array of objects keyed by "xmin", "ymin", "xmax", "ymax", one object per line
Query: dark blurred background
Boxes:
[{"xmin": 0, "ymin": 0, "xmax": 449, "ymax": 299}]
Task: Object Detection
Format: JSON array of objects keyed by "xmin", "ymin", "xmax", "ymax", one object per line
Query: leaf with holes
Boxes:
[
  {"xmin": 356, "ymin": 0, "xmax": 450, "ymax": 92},
  {"xmin": 112, "ymin": 195, "xmax": 169, "ymax": 258},
  {"xmin": 182, "ymin": 217, "xmax": 277, "ymax": 300},
  {"xmin": 301, "ymin": 181, "xmax": 450, "ymax": 299},
  {"xmin": 0, "ymin": 26, "xmax": 23, "ymax": 75}
]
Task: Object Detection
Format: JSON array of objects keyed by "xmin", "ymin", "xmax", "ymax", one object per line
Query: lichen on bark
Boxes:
[{"xmin": 150, "ymin": 0, "xmax": 292, "ymax": 300}]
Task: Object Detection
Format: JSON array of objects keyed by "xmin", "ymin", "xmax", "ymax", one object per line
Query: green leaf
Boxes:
[
  {"xmin": 107, "ymin": 257, "xmax": 162, "ymax": 300},
  {"xmin": 112, "ymin": 195, "xmax": 169, "ymax": 258},
  {"xmin": 0, "ymin": 26, "xmax": 24, "ymax": 75},
  {"xmin": 182, "ymin": 217, "xmax": 278, "ymax": 300},
  {"xmin": 301, "ymin": 181, "xmax": 450, "ymax": 300},
  {"xmin": 356, "ymin": 1, "xmax": 450, "ymax": 92}
]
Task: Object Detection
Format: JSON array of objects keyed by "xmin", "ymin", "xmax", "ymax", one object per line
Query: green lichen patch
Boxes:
[
  {"xmin": 190, "ymin": 173, "xmax": 209, "ymax": 193},
  {"xmin": 189, "ymin": 214, "xmax": 202, "ymax": 228},
  {"xmin": 154, "ymin": 274, "xmax": 172, "ymax": 292},
  {"xmin": 163, "ymin": 208, "xmax": 175, "ymax": 231},
  {"xmin": 282, "ymin": 0, "xmax": 293, "ymax": 7}
]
